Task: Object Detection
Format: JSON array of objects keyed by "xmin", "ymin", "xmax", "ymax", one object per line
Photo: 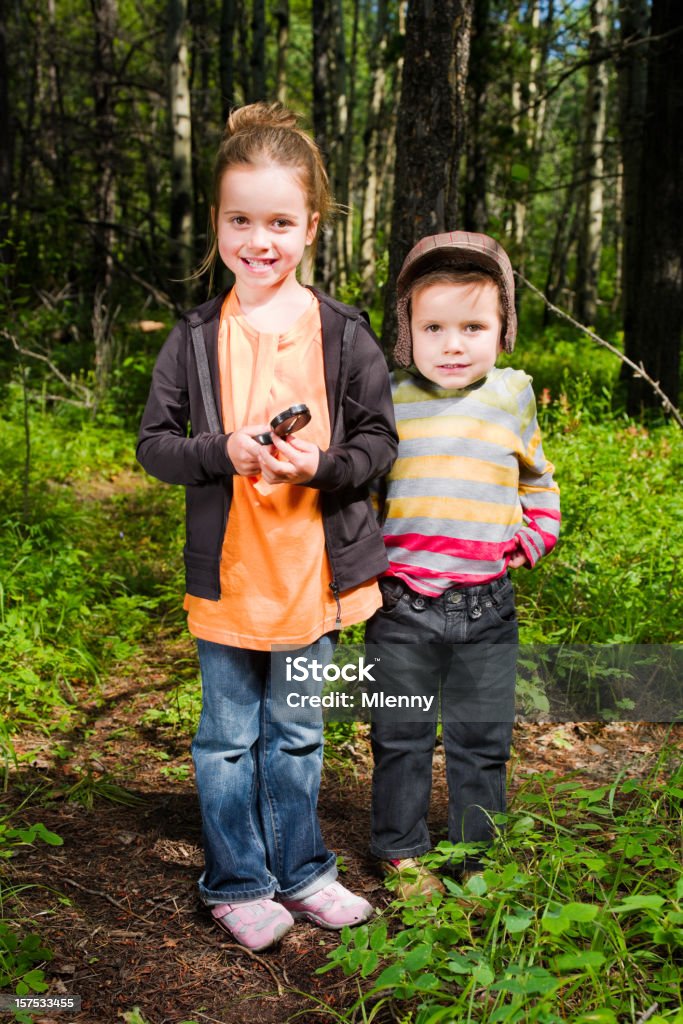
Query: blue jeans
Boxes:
[
  {"xmin": 364, "ymin": 575, "xmax": 518, "ymax": 870},
  {"xmin": 192, "ymin": 636, "xmax": 338, "ymax": 904}
]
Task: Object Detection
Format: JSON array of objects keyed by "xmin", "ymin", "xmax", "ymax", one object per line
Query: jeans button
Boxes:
[
  {"xmin": 412, "ymin": 596, "xmax": 426, "ymax": 610},
  {"xmin": 448, "ymin": 592, "xmax": 462, "ymax": 605}
]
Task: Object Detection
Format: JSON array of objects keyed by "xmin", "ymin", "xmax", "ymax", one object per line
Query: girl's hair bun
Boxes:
[{"xmin": 225, "ymin": 102, "xmax": 299, "ymax": 139}]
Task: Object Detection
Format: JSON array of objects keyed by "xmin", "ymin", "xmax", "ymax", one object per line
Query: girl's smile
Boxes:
[{"xmin": 215, "ymin": 163, "xmax": 319, "ymax": 300}]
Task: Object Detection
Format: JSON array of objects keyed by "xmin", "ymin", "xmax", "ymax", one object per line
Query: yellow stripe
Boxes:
[
  {"xmin": 399, "ymin": 415, "xmax": 522, "ymax": 453},
  {"xmin": 387, "ymin": 496, "xmax": 523, "ymax": 525},
  {"xmin": 391, "ymin": 455, "xmax": 517, "ymax": 487}
]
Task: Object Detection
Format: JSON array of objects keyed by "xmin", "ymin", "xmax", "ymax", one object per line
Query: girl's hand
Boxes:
[
  {"xmin": 227, "ymin": 424, "xmax": 270, "ymax": 475},
  {"xmin": 508, "ymin": 550, "xmax": 530, "ymax": 569},
  {"xmin": 257, "ymin": 434, "xmax": 320, "ymax": 485}
]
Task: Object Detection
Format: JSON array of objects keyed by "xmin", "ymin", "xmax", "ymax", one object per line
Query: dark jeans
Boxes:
[{"xmin": 364, "ymin": 574, "xmax": 518, "ymax": 870}]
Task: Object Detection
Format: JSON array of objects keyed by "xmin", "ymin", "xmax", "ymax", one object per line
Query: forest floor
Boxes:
[{"xmin": 5, "ymin": 633, "xmax": 680, "ymax": 1024}]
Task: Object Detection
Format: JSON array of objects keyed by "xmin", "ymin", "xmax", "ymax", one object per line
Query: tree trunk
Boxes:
[
  {"xmin": 167, "ymin": 0, "xmax": 193, "ymax": 305},
  {"xmin": 91, "ymin": 0, "xmax": 118, "ymax": 398},
  {"xmin": 0, "ymin": 0, "xmax": 12, "ymax": 260},
  {"xmin": 382, "ymin": 0, "xmax": 474, "ymax": 353},
  {"xmin": 220, "ymin": 0, "xmax": 237, "ymax": 120},
  {"xmin": 617, "ymin": 0, "xmax": 649, "ymax": 381},
  {"xmin": 275, "ymin": 0, "xmax": 289, "ymax": 104},
  {"xmin": 251, "ymin": 0, "xmax": 266, "ymax": 101},
  {"xmin": 574, "ymin": 0, "xmax": 609, "ymax": 325},
  {"xmin": 464, "ymin": 0, "xmax": 490, "ymax": 233},
  {"xmin": 359, "ymin": 0, "xmax": 389, "ymax": 303},
  {"xmin": 312, "ymin": 0, "xmax": 334, "ymax": 289},
  {"xmin": 331, "ymin": 0, "xmax": 349, "ymax": 288},
  {"xmin": 625, "ymin": 0, "xmax": 683, "ymax": 414}
]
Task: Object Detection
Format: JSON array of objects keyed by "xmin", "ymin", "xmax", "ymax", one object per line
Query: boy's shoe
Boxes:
[
  {"xmin": 211, "ymin": 898, "xmax": 294, "ymax": 951},
  {"xmin": 380, "ymin": 857, "xmax": 446, "ymax": 900},
  {"xmin": 281, "ymin": 881, "xmax": 373, "ymax": 930}
]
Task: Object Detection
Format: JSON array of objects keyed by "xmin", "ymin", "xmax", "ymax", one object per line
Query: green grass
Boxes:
[{"xmin": 320, "ymin": 756, "xmax": 683, "ymax": 1023}]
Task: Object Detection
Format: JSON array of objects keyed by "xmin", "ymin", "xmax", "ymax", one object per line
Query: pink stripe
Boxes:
[
  {"xmin": 385, "ymin": 532, "xmax": 514, "ymax": 561},
  {"xmin": 386, "ymin": 566, "xmax": 506, "ymax": 587},
  {"xmin": 524, "ymin": 507, "xmax": 561, "ymax": 523}
]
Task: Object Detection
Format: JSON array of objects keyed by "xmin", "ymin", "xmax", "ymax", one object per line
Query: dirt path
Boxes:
[{"xmin": 5, "ymin": 637, "xmax": 678, "ymax": 1024}]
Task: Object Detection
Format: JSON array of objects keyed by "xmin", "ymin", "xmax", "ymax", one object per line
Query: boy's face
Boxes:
[{"xmin": 410, "ymin": 279, "xmax": 503, "ymax": 389}]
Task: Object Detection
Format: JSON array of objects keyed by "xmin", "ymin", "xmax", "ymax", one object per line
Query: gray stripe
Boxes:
[
  {"xmin": 388, "ymin": 549, "xmax": 509, "ymax": 575},
  {"xmin": 190, "ymin": 324, "xmax": 222, "ymax": 434},
  {"xmin": 396, "ymin": 436, "xmax": 518, "ymax": 462},
  {"xmin": 384, "ymin": 517, "xmax": 520, "ymax": 542},
  {"xmin": 388, "ymin": 477, "xmax": 518, "ymax": 503}
]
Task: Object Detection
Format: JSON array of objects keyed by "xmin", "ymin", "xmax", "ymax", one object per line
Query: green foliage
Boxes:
[
  {"xmin": 0, "ymin": 804, "xmax": 61, "ymax": 1013},
  {"xmin": 321, "ymin": 761, "xmax": 683, "ymax": 1022},
  {"xmin": 510, "ymin": 368, "xmax": 682, "ymax": 645},
  {"xmin": 0, "ymin": 394, "xmax": 184, "ymax": 767}
]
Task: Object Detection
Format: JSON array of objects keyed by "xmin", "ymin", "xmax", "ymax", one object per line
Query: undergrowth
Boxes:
[{"xmin": 320, "ymin": 756, "xmax": 683, "ymax": 1023}]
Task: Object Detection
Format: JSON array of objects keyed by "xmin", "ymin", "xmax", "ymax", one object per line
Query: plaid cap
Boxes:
[{"xmin": 394, "ymin": 231, "xmax": 517, "ymax": 367}]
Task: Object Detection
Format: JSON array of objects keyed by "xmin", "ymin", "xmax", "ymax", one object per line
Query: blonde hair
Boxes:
[{"xmin": 196, "ymin": 102, "xmax": 334, "ymax": 288}]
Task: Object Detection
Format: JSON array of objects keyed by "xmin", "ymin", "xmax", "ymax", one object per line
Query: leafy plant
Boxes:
[{"xmin": 321, "ymin": 759, "xmax": 683, "ymax": 1022}]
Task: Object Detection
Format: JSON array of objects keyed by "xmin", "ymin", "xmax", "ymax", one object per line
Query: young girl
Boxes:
[{"xmin": 137, "ymin": 103, "xmax": 397, "ymax": 952}]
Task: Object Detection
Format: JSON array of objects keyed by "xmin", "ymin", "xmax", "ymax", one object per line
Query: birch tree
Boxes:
[
  {"xmin": 167, "ymin": 0, "xmax": 193, "ymax": 303},
  {"xmin": 574, "ymin": 0, "xmax": 610, "ymax": 325}
]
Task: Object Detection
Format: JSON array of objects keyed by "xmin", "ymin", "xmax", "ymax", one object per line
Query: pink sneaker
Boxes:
[
  {"xmin": 211, "ymin": 898, "xmax": 294, "ymax": 951},
  {"xmin": 282, "ymin": 881, "xmax": 373, "ymax": 930}
]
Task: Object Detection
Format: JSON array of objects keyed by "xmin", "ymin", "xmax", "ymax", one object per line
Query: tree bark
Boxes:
[
  {"xmin": 91, "ymin": 0, "xmax": 118, "ymax": 398},
  {"xmin": 382, "ymin": 0, "xmax": 474, "ymax": 353},
  {"xmin": 251, "ymin": 0, "xmax": 266, "ymax": 101},
  {"xmin": 625, "ymin": 0, "xmax": 683, "ymax": 414},
  {"xmin": 167, "ymin": 0, "xmax": 194, "ymax": 304},
  {"xmin": 220, "ymin": 0, "xmax": 237, "ymax": 119},
  {"xmin": 275, "ymin": 0, "xmax": 289, "ymax": 104},
  {"xmin": 312, "ymin": 0, "xmax": 334, "ymax": 289},
  {"xmin": 359, "ymin": 0, "xmax": 389, "ymax": 303},
  {"xmin": 0, "ymin": 0, "xmax": 12, "ymax": 259},
  {"xmin": 574, "ymin": 0, "xmax": 609, "ymax": 325},
  {"xmin": 617, "ymin": 0, "xmax": 649, "ymax": 380},
  {"xmin": 331, "ymin": 0, "xmax": 349, "ymax": 288},
  {"xmin": 464, "ymin": 0, "xmax": 490, "ymax": 233}
]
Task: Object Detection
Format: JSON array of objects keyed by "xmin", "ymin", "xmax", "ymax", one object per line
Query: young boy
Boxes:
[{"xmin": 366, "ymin": 232, "xmax": 560, "ymax": 897}]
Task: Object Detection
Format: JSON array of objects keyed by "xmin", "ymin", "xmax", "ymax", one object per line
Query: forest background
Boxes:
[{"xmin": 0, "ymin": 1, "xmax": 682, "ymax": 1022}]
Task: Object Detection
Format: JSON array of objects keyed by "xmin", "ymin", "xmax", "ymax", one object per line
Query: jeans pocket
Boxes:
[
  {"xmin": 487, "ymin": 581, "xmax": 517, "ymax": 624},
  {"xmin": 379, "ymin": 578, "xmax": 404, "ymax": 612}
]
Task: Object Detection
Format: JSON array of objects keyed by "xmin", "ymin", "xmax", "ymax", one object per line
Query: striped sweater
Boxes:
[{"xmin": 379, "ymin": 367, "xmax": 560, "ymax": 595}]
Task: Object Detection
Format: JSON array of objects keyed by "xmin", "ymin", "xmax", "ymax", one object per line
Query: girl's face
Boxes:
[{"xmin": 215, "ymin": 163, "xmax": 319, "ymax": 297}]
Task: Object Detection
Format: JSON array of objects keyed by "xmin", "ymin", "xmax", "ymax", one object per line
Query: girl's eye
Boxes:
[
  {"xmin": 465, "ymin": 323, "xmax": 483, "ymax": 332},
  {"xmin": 231, "ymin": 216, "xmax": 248, "ymax": 226},
  {"xmin": 425, "ymin": 324, "xmax": 441, "ymax": 333},
  {"xmin": 273, "ymin": 218, "xmax": 292, "ymax": 228}
]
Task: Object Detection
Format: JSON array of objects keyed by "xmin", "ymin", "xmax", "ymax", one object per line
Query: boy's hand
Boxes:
[
  {"xmin": 227, "ymin": 424, "xmax": 270, "ymax": 475},
  {"xmin": 508, "ymin": 550, "xmax": 530, "ymax": 569},
  {"xmin": 257, "ymin": 434, "xmax": 320, "ymax": 485}
]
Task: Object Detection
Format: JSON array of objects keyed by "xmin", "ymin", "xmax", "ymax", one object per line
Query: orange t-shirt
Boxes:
[{"xmin": 185, "ymin": 290, "xmax": 381, "ymax": 650}]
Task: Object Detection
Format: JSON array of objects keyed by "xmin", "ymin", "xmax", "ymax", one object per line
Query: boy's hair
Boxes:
[
  {"xmin": 394, "ymin": 232, "xmax": 517, "ymax": 368},
  {"xmin": 408, "ymin": 267, "xmax": 505, "ymax": 318},
  {"xmin": 196, "ymin": 102, "xmax": 333, "ymax": 284}
]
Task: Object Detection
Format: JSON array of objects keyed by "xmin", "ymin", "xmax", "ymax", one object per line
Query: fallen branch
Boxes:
[
  {"xmin": 3, "ymin": 329, "xmax": 94, "ymax": 409},
  {"xmin": 635, "ymin": 1004, "xmax": 659, "ymax": 1024},
  {"xmin": 516, "ymin": 273, "xmax": 683, "ymax": 429}
]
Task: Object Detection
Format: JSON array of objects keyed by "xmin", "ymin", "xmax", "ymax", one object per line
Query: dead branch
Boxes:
[
  {"xmin": 2, "ymin": 329, "xmax": 94, "ymax": 408},
  {"xmin": 515, "ymin": 274, "xmax": 683, "ymax": 429}
]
